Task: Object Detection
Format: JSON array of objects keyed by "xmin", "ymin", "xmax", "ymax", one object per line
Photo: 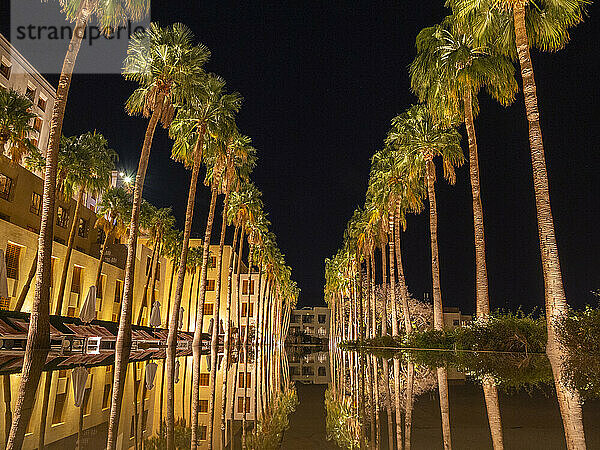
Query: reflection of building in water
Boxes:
[
  {"xmin": 288, "ymin": 351, "xmax": 330, "ymax": 384},
  {"xmin": 288, "ymin": 306, "xmax": 330, "ymax": 339}
]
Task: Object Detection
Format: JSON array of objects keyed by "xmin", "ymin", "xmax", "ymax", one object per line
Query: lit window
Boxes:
[
  {"xmin": 0, "ymin": 173, "xmax": 13, "ymax": 200},
  {"xmin": 0, "ymin": 60, "xmax": 11, "ymax": 79},
  {"xmin": 32, "ymin": 117, "xmax": 42, "ymax": 132},
  {"xmin": 203, "ymin": 303, "xmax": 213, "ymax": 316},
  {"xmin": 209, "ymin": 256, "xmax": 216, "ymax": 268},
  {"xmin": 56, "ymin": 205, "xmax": 69, "ymax": 228},
  {"xmin": 198, "ymin": 425, "xmax": 207, "ymax": 441},
  {"xmin": 5, "ymin": 243, "xmax": 21, "ymax": 279},
  {"xmin": 70, "ymin": 266, "xmax": 82, "ymax": 294},
  {"xmin": 114, "ymin": 279, "xmax": 123, "ymax": 303},
  {"xmin": 242, "ymin": 280, "xmax": 255, "ymax": 295},
  {"xmin": 37, "ymin": 95, "xmax": 47, "ymax": 111},
  {"xmin": 199, "ymin": 399, "xmax": 208, "ymax": 413},
  {"xmin": 25, "ymin": 86, "xmax": 35, "ymax": 102},
  {"xmin": 78, "ymin": 218, "xmax": 88, "ymax": 238},
  {"xmin": 199, "ymin": 373, "xmax": 209, "ymax": 386},
  {"xmin": 206, "ymin": 279, "xmax": 215, "ymax": 291}
]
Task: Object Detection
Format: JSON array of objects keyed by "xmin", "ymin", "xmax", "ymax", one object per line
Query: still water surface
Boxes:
[{"xmin": 1, "ymin": 344, "xmax": 599, "ymax": 449}]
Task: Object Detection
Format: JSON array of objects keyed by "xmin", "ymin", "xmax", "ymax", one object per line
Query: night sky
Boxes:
[{"xmin": 3, "ymin": 1, "xmax": 600, "ymax": 312}]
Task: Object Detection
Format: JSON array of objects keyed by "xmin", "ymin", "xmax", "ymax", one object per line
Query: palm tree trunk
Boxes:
[
  {"xmin": 437, "ymin": 366, "xmax": 452, "ymax": 450},
  {"xmin": 191, "ymin": 184, "xmax": 219, "ymax": 449},
  {"xmin": 547, "ymin": 346, "xmax": 586, "ymax": 450},
  {"xmin": 6, "ymin": 5, "xmax": 92, "ymax": 444},
  {"xmin": 482, "ymin": 375, "xmax": 504, "ymax": 450},
  {"xmin": 405, "ymin": 361, "xmax": 415, "ymax": 450},
  {"xmin": 369, "ymin": 251, "xmax": 377, "ymax": 337},
  {"xmin": 380, "ymin": 243, "xmax": 388, "ymax": 336},
  {"xmin": 14, "ymin": 251, "xmax": 37, "ymax": 312},
  {"xmin": 395, "ymin": 201, "xmax": 412, "ymax": 334},
  {"xmin": 55, "ymin": 186, "xmax": 85, "ymax": 315},
  {"xmin": 381, "ymin": 358, "xmax": 394, "ymax": 450},
  {"xmin": 165, "ymin": 344, "xmax": 177, "ymax": 450},
  {"xmin": 95, "ymin": 227, "xmax": 113, "ymax": 291},
  {"xmin": 388, "ymin": 215, "xmax": 399, "ymax": 336},
  {"xmin": 427, "ymin": 159, "xmax": 444, "ymax": 330},
  {"xmin": 106, "ymin": 90, "xmax": 165, "ymax": 450},
  {"xmin": 207, "ymin": 193, "xmax": 229, "ymax": 449},
  {"xmin": 464, "ymin": 89, "xmax": 490, "ymax": 318},
  {"xmin": 513, "ymin": 3, "xmax": 567, "ymax": 342},
  {"xmin": 392, "ymin": 358, "xmax": 402, "ymax": 449}
]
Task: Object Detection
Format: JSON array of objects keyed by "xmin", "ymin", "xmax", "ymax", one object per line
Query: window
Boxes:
[
  {"xmin": 146, "ymin": 255, "xmax": 152, "ymax": 275},
  {"xmin": 206, "ymin": 279, "xmax": 215, "ymax": 291},
  {"xmin": 0, "ymin": 173, "xmax": 13, "ymax": 200},
  {"xmin": 290, "ymin": 314, "xmax": 298, "ymax": 323},
  {"xmin": 238, "ymin": 372, "xmax": 251, "ymax": 388},
  {"xmin": 82, "ymin": 376, "xmax": 93, "ymax": 415},
  {"xmin": 199, "ymin": 399, "xmax": 208, "ymax": 413},
  {"xmin": 302, "ymin": 315, "xmax": 314, "ymax": 324},
  {"xmin": 302, "ymin": 366, "xmax": 314, "ymax": 376},
  {"xmin": 52, "ymin": 392, "xmax": 67, "ymax": 424},
  {"xmin": 156, "ymin": 261, "xmax": 160, "ymax": 280},
  {"xmin": 37, "ymin": 95, "xmax": 47, "ymax": 111},
  {"xmin": 199, "ymin": 373, "xmax": 209, "ymax": 386},
  {"xmin": 318, "ymin": 366, "xmax": 326, "ymax": 377},
  {"xmin": 30, "ymin": 192, "xmax": 42, "ymax": 215},
  {"xmin": 32, "ymin": 116, "xmax": 42, "ymax": 132},
  {"xmin": 242, "ymin": 279, "xmax": 255, "ymax": 295},
  {"xmin": 0, "ymin": 60, "xmax": 11, "ymax": 79},
  {"xmin": 203, "ymin": 303, "xmax": 213, "ymax": 316},
  {"xmin": 114, "ymin": 280, "xmax": 123, "ymax": 303},
  {"xmin": 198, "ymin": 425, "xmax": 207, "ymax": 441},
  {"xmin": 209, "ymin": 256, "xmax": 216, "ymax": 268},
  {"xmin": 130, "ymin": 416, "xmax": 135, "ymax": 438},
  {"xmin": 5, "ymin": 243, "xmax": 21, "ymax": 279},
  {"xmin": 56, "ymin": 205, "xmax": 69, "ymax": 228},
  {"xmin": 31, "ymin": 138, "xmax": 38, "ymax": 149},
  {"xmin": 141, "ymin": 409, "xmax": 148, "ymax": 431},
  {"xmin": 78, "ymin": 218, "xmax": 88, "ymax": 238},
  {"xmin": 25, "ymin": 86, "xmax": 35, "ymax": 102},
  {"xmin": 237, "ymin": 397, "xmax": 251, "ymax": 413},
  {"xmin": 71, "ymin": 266, "xmax": 82, "ymax": 294},
  {"xmin": 318, "ymin": 314, "xmax": 326, "ymax": 324},
  {"xmin": 453, "ymin": 319, "xmax": 460, "ymax": 326}
]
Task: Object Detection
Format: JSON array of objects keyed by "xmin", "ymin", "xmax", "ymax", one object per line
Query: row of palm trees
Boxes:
[
  {"xmin": 3, "ymin": 3, "xmax": 299, "ymax": 448},
  {"xmin": 325, "ymin": 0, "xmax": 589, "ymax": 344}
]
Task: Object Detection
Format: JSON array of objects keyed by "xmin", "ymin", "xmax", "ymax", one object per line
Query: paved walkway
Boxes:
[{"xmin": 281, "ymin": 383, "xmax": 342, "ymax": 449}]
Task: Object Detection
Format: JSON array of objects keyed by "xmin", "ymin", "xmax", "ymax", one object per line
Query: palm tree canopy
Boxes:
[
  {"xmin": 410, "ymin": 15, "xmax": 518, "ymax": 124},
  {"xmin": 123, "ymin": 23, "xmax": 210, "ymax": 128},
  {"xmin": 58, "ymin": 0, "xmax": 150, "ymax": 32},
  {"xmin": 94, "ymin": 186, "xmax": 132, "ymax": 238},
  {"xmin": 385, "ymin": 105, "xmax": 464, "ymax": 187},
  {"xmin": 0, "ymin": 88, "xmax": 36, "ymax": 163},
  {"xmin": 26, "ymin": 131, "xmax": 117, "ymax": 198},
  {"xmin": 447, "ymin": 0, "xmax": 589, "ymax": 59}
]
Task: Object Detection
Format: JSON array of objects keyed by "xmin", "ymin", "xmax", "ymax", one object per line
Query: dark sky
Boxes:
[{"xmin": 4, "ymin": 1, "xmax": 600, "ymax": 313}]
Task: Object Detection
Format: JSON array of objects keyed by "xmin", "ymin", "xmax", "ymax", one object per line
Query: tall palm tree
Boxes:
[
  {"xmin": 448, "ymin": 0, "xmax": 589, "ymax": 342},
  {"xmin": 107, "ymin": 23, "xmax": 208, "ymax": 450},
  {"xmin": 386, "ymin": 105, "xmax": 464, "ymax": 330},
  {"xmin": 94, "ymin": 186, "xmax": 131, "ymax": 292},
  {"xmin": 6, "ymin": 4, "xmax": 149, "ymax": 446},
  {"xmin": 410, "ymin": 16, "xmax": 517, "ymax": 318},
  {"xmin": 166, "ymin": 73, "xmax": 239, "ymax": 351},
  {"xmin": 0, "ymin": 88, "xmax": 36, "ymax": 163}
]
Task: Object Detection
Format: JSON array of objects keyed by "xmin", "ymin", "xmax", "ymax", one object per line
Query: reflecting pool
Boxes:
[{"xmin": 2, "ymin": 343, "xmax": 599, "ymax": 448}]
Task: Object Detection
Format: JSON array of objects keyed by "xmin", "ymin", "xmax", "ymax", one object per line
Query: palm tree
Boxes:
[
  {"xmin": 94, "ymin": 186, "xmax": 131, "ymax": 293},
  {"xmin": 166, "ymin": 73, "xmax": 239, "ymax": 350},
  {"xmin": 386, "ymin": 105, "xmax": 464, "ymax": 330},
  {"xmin": 0, "ymin": 88, "xmax": 36, "ymax": 163},
  {"xmin": 410, "ymin": 16, "xmax": 517, "ymax": 318},
  {"xmin": 107, "ymin": 23, "xmax": 208, "ymax": 450},
  {"xmin": 26, "ymin": 131, "xmax": 117, "ymax": 315},
  {"xmin": 6, "ymin": 3, "xmax": 149, "ymax": 446},
  {"xmin": 448, "ymin": 0, "xmax": 589, "ymax": 343}
]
